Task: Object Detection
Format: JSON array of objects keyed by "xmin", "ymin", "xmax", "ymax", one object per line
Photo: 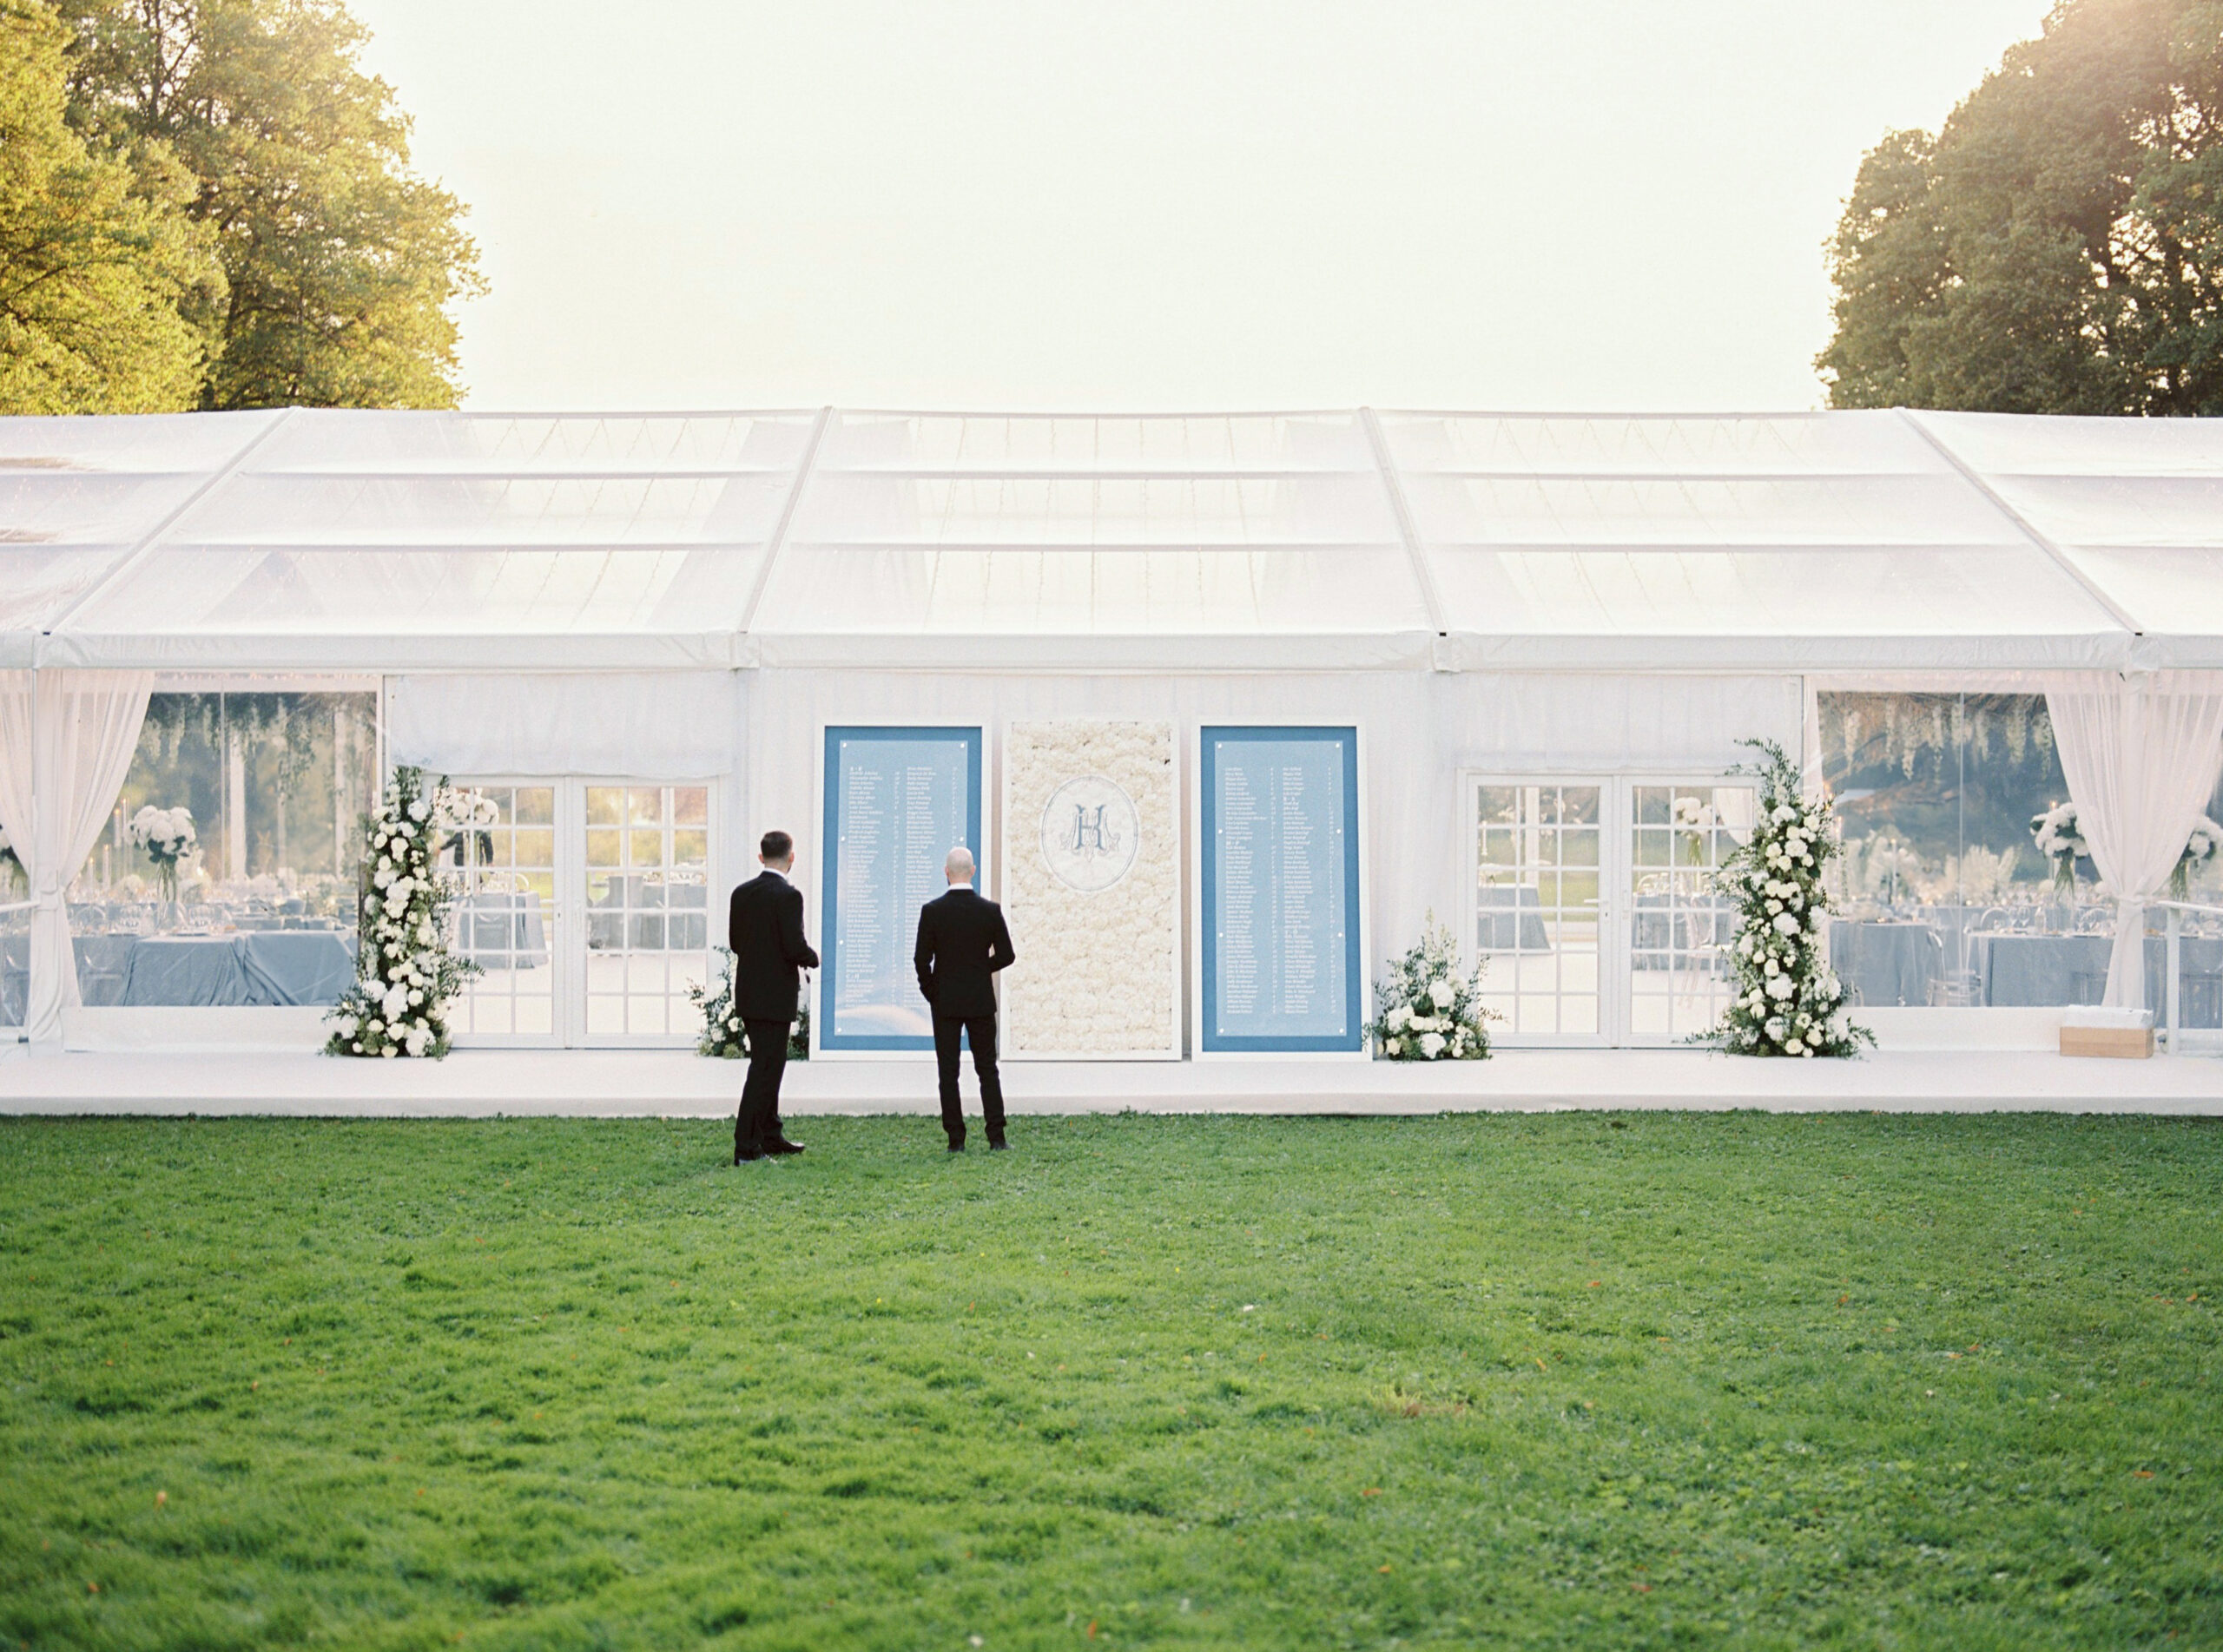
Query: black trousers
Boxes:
[
  {"xmin": 736, "ymin": 1019, "xmax": 790, "ymax": 1153},
  {"xmin": 933, "ymin": 1014, "xmax": 1004, "ymax": 1146}
]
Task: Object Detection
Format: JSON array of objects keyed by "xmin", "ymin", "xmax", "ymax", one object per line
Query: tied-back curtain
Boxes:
[
  {"xmin": 0, "ymin": 670, "xmax": 155, "ymax": 1043},
  {"xmin": 2045, "ymin": 671, "xmax": 2223, "ymax": 1011}
]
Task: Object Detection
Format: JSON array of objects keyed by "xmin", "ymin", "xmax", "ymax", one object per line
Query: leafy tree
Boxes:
[
  {"xmin": 1819, "ymin": 0, "xmax": 2223, "ymax": 415},
  {"xmin": 0, "ymin": 0, "xmax": 218, "ymax": 412},
  {"xmin": 56, "ymin": 0, "xmax": 485, "ymax": 409}
]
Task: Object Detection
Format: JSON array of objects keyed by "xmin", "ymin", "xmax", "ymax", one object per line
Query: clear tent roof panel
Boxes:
[
  {"xmin": 0, "ymin": 404, "xmax": 2211, "ymax": 669},
  {"xmin": 755, "ymin": 410, "xmax": 1429, "ymax": 641}
]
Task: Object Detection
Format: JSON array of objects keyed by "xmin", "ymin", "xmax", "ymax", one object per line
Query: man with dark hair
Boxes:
[
  {"xmin": 727, "ymin": 828, "xmax": 818, "ymax": 1163},
  {"xmin": 913, "ymin": 845, "xmax": 1015, "ymax": 1152}
]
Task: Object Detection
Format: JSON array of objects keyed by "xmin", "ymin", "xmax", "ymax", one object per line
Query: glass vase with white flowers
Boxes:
[
  {"xmin": 128, "ymin": 805, "xmax": 195, "ymax": 902},
  {"xmin": 2171, "ymin": 817, "xmax": 2222, "ymax": 900},
  {"xmin": 322, "ymin": 767, "xmax": 480, "ymax": 1059},
  {"xmin": 2028, "ymin": 800, "xmax": 2089, "ymax": 895},
  {"xmin": 1365, "ymin": 914, "xmax": 1496, "ymax": 1061}
]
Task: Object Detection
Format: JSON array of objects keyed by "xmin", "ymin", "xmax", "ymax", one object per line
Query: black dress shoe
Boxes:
[
  {"xmin": 947, "ymin": 1141, "xmax": 965, "ymax": 1154},
  {"xmin": 735, "ymin": 1147, "xmax": 766, "ymax": 1164},
  {"xmin": 988, "ymin": 1140, "xmax": 1009, "ymax": 1151},
  {"xmin": 762, "ymin": 1137, "xmax": 806, "ymax": 1156}
]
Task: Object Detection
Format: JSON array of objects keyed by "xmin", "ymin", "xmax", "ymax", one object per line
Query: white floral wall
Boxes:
[{"xmin": 1002, "ymin": 720, "xmax": 1178, "ymax": 1056}]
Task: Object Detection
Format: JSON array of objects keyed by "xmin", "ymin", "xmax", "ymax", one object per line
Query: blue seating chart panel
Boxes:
[
  {"xmin": 819, "ymin": 727, "xmax": 983, "ymax": 1051},
  {"xmin": 1200, "ymin": 727, "xmax": 1363, "ymax": 1053}
]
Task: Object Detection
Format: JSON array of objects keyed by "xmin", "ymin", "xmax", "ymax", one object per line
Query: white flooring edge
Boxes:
[{"xmin": 0, "ymin": 1047, "xmax": 2220, "ymax": 1117}]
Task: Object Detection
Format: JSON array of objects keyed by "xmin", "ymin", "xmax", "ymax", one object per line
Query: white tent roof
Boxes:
[{"xmin": 0, "ymin": 405, "xmax": 2211, "ymax": 673}]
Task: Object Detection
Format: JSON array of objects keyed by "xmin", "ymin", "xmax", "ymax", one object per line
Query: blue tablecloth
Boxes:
[
  {"xmin": 1475, "ymin": 885, "xmax": 1552, "ymax": 951},
  {"xmin": 1631, "ymin": 894, "xmax": 1736, "ymax": 971},
  {"xmin": 117, "ymin": 931, "xmax": 356, "ymax": 1007},
  {"xmin": 458, "ymin": 892, "xmax": 547, "ymax": 967},
  {"xmin": 1830, "ymin": 921, "xmax": 1944, "ymax": 1008},
  {"xmin": 588, "ymin": 879, "xmax": 707, "ymax": 951},
  {"xmin": 1971, "ymin": 932, "xmax": 2223, "ymax": 1022},
  {"xmin": 3, "ymin": 930, "xmax": 357, "ymax": 1014}
]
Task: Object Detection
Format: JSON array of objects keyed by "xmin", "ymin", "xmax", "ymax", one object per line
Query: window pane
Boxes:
[
  {"xmin": 79, "ymin": 689, "xmax": 377, "ymax": 1008},
  {"xmin": 1819, "ymin": 692, "xmax": 2104, "ymax": 1010}
]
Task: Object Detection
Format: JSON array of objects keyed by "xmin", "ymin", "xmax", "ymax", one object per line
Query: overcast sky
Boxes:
[{"xmin": 346, "ymin": 0, "xmax": 2055, "ymax": 414}]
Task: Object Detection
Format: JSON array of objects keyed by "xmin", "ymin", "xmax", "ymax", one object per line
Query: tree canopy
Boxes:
[
  {"xmin": 0, "ymin": 0, "xmax": 482, "ymax": 413},
  {"xmin": 1819, "ymin": 0, "xmax": 2223, "ymax": 416},
  {"xmin": 0, "ymin": 0, "xmax": 217, "ymax": 412}
]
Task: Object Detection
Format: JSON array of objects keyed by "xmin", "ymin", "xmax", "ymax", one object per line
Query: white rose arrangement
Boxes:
[
  {"xmin": 322, "ymin": 767, "xmax": 480, "ymax": 1060},
  {"xmin": 1365, "ymin": 913, "xmax": 1496, "ymax": 1061},
  {"xmin": 689, "ymin": 946, "xmax": 809, "ymax": 1061},
  {"xmin": 128, "ymin": 804, "xmax": 196, "ymax": 899},
  {"xmin": 2171, "ymin": 817, "xmax": 2222, "ymax": 899},
  {"xmin": 1700, "ymin": 738, "xmax": 1870, "ymax": 1059},
  {"xmin": 2028, "ymin": 800, "xmax": 2089, "ymax": 894}
]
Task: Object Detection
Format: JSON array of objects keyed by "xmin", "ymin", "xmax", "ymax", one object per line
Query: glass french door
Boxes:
[
  {"xmin": 447, "ymin": 778, "xmax": 715, "ymax": 1047},
  {"xmin": 1467, "ymin": 775, "xmax": 1755, "ymax": 1046}
]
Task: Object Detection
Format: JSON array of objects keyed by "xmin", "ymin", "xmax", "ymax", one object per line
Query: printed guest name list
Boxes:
[
  {"xmin": 824, "ymin": 728, "xmax": 978, "ymax": 1046},
  {"xmin": 1205, "ymin": 729, "xmax": 1355, "ymax": 1048}
]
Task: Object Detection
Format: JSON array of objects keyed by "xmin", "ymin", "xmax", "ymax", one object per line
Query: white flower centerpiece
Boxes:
[
  {"xmin": 1700, "ymin": 738, "xmax": 1871, "ymax": 1058},
  {"xmin": 1365, "ymin": 914, "xmax": 1496, "ymax": 1060},
  {"xmin": 322, "ymin": 767, "xmax": 480, "ymax": 1059},
  {"xmin": 2028, "ymin": 801, "xmax": 2090, "ymax": 894},
  {"xmin": 689, "ymin": 948, "xmax": 809, "ymax": 1061},
  {"xmin": 128, "ymin": 805, "xmax": 195, "ymax": 901},
  {"xmin": 2172, "ymin": 817, "xmax": 2222, "ymax": 899}
]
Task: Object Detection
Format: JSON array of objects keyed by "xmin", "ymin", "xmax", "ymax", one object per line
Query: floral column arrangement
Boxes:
[
  {"xmin": 1705, "ymin": 739, "xmax": 1871, "ymax": 1058},
  {"xmin": 324, "ymin": 767, "xmax": 478, "ymax": 1059}
]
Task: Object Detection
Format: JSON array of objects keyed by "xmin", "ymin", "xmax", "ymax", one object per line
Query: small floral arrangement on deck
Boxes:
[
  {"xmin": 689, "ymin": 948, "xmax": 810, "ymax": 1060},
  {"xmin": 1365, "ymin": 914, "xmax": 1495, "ymax": 1060},
  {"xmin": 2029, "ymin": 801, "xmax": 2089, "ymax": 894},
  {"xmin": 2172, "ymin": 817, "xmax": 2223, "ymax": 899},
  {"xmin": 323, "ymin": 767, "xmax": 480, "ymax": 1059},
  {"xmin": 128, "ymin": 805, "xmax": 195, "ymax": 899}
]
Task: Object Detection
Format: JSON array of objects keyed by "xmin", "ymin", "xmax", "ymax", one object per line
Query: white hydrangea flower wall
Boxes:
[{"xmin": 1001, "ymin": 720, "xmax": 1179, "ymax": 1058}]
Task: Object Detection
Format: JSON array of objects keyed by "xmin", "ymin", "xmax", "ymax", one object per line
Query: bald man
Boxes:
[{"xmin": 913, "ymin": 846, "xmax": 1015, "ymax": 1152}]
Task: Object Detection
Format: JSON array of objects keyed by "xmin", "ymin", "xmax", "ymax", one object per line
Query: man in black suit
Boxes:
[
  {"xmin": 913, "ymin": 846, "xmax": 1015, "ymax": 1153},
  {"xmin": 727, "ymin": 829, "xmax": 820, "ymax": 1164}
]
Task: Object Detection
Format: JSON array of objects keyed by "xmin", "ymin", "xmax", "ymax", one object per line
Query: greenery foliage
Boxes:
[
  {"xmin": 1, "ymin": 0, "xmax": 482, "ymax": 414},
  {"xmin": 1704, "ymin": 739, "xmax": 1873, "ymax": 1057},
  {"xmin": 322, "ymin": 766, "xmax": 477, "ymax": 1058},
  {"xmin": 689, "ymin": 948, "xmax": 810, "ymax": 1061},
  {"xmin": 0, "ymin": 0, "xmax": 218, "ymax": 412},
  {"xmin": 1821, "ymin": 0, "xmax": 2223, "ymax": 414},
  {"xmin": 1, "ymin": 1112, "xmax": 2218, "ymax": 1649},
  {"xmin": 1364, "ymin": 914, "xmax": 1494, "ymax": 1059}
]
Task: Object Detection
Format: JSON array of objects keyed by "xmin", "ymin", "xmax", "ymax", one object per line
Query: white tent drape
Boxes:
[
  {"xmin": 2045, "ymin": 671, "xmax": 2223, "ymax": 1010},
  {"xmin": 0, "ymin": 669, "xmax": 154, "ymax": 1043}
]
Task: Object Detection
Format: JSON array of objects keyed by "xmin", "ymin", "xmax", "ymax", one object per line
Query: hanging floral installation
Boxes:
[
  {"xmin": 323, "ymin": 767, "xmax": 480, "ymax": 1059},
  {"xmin": 1365, "ymin": 914, "xmax": 1496, "ymax": 1061},
  {"xmin": 1702, "ymin": 739, "xmax": 1871, "ymax": 1059}
]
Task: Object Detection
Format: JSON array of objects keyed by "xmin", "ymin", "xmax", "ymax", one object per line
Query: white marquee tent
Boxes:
[{"xmin": 3, "ymin": 406, "xmax": 2221, "ymax": 1056}]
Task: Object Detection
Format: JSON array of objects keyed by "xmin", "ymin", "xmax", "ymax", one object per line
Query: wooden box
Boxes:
[{"xmin": 2060, "ymin": 1024, "xmax": 2154, "ymax": 1059}]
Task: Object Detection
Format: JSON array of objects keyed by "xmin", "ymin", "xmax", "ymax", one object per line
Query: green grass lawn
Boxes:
[{"xmin": 1, "ymin": 1112, "xmax": 2218, "ymax": 1651}]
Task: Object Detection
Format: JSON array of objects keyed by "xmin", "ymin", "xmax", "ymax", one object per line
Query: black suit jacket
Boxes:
[
  {"xmin": 728, "ymin": 871, "xmax": 820, "ymax": 1023},
  {"xmin": 914, "ymin": 886, "xmax": 1015, "ymax": 1019}
]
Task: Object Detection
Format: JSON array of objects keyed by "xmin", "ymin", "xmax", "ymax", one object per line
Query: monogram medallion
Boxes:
[{"xmin": 1039, "ymin": 773, "xmax": 1141, "ymax": 893}]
